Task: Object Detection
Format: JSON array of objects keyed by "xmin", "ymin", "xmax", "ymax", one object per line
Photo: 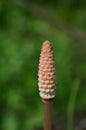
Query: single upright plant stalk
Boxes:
[{"xmin": 38, "ymin": 40, "xmax": 56, "ymax": 130}]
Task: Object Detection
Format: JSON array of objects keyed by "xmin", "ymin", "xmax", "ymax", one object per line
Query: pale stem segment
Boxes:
[{"xmin": 44, "ymin": 101, "xmax": 52, "ymax": 130}]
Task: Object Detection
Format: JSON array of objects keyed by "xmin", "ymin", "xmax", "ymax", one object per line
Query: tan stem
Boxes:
[{"xmin": 44, "ymin": 101, "xmax": 52, "ymax": 130}]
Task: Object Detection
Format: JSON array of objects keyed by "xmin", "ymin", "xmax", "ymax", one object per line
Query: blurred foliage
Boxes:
[{"xmin": 0, "ymin": 0, "xmax": 86, "ymax": 130}]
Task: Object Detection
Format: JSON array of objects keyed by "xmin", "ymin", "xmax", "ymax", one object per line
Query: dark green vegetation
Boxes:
[{"xmin": 0, "ymin": 0, "xmax": 86, "ymax": 130}]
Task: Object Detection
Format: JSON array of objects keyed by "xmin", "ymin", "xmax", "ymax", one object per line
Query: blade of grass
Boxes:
[{"xmin": 67, "ymin": 79, "xmax": 80, "ymax": 130}]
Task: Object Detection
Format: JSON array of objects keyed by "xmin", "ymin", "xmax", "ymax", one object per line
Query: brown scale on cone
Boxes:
[{"xmin": 38, "ymin": 40, "xmax": 56, "ymax": 101}]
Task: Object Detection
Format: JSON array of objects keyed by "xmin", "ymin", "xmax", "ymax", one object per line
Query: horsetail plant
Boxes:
[{"xmin": 38, "ymin": 40, "xmax": 56, "ymax": 130}]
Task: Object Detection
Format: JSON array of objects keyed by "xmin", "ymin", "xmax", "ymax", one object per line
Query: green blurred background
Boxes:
[{"xmin": 0, "ymin": 0, "xmax": 86, "ymax": 130}]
